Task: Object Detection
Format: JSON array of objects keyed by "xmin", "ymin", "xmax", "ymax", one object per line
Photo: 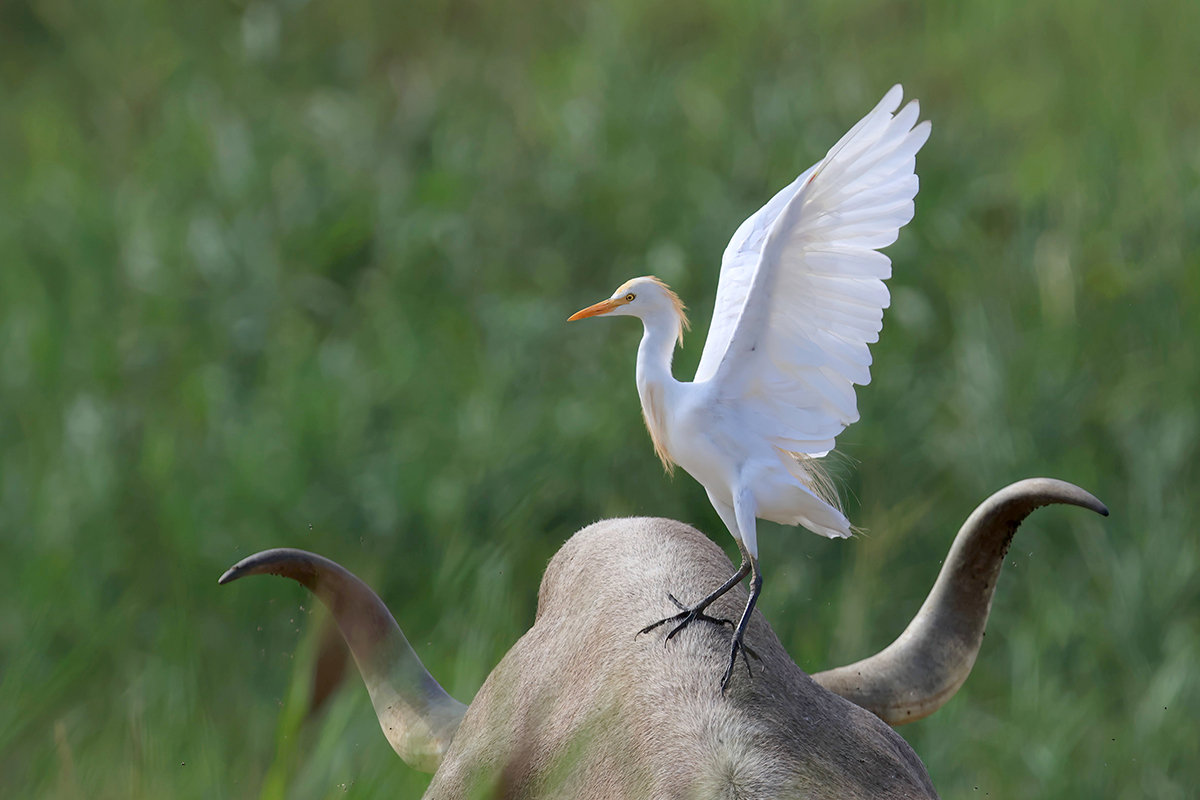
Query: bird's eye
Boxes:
[{"xmin": 625, "ymin": 293, "xmax": 636, "ymax": 302}]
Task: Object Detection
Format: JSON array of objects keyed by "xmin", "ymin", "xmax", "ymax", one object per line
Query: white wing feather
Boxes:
[{"xmin": 694, "ymin": 85, "xmax": 930, "ymax": 455}]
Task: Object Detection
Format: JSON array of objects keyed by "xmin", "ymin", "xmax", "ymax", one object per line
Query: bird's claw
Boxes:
[
  {"xmin": 638, "ymin": 594, "xmax": 761, "ymax": 673},
  {"xmin": 637, "ymin": 593, "xmax": 732, "ymax": 639},
  {"xmin": 664, "ymin": 593, "xmax": 735, "ymax": 640}
]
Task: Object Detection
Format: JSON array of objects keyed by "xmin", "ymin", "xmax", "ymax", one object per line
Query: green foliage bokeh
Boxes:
[{"xmin": 2, "ymin": 0, "xmax": 1197, "ymax": 796}]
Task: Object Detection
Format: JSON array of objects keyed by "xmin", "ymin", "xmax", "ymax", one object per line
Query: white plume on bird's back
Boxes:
[{"xmin": 569, "ymin": 85, "xmax": 930, "ymax": 691}]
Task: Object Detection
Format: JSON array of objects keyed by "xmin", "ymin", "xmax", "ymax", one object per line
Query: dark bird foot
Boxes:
[
  {"xmin": 639, "ymin": 594, "xmax": 761, "ymax": 663},
  {"xmin": 638, "ymin": 593, "xmax": 733, "ymax": 639},
  {"xmin": 637, "ymin": 558, "xmax": 762, "ymax": 693}
]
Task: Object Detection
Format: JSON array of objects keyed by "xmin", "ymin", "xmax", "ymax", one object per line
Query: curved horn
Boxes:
[
  {"xmin": 813, "ymin": 478, "xmax": 1109, "ymax": 726},
  {"xmin": 219, "ymin": 549, "xmax": 467, "ymax": 772}
]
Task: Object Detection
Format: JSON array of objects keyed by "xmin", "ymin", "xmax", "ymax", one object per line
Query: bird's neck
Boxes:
[
  {"xmin": 635, "ymin": 314, "xmax": 681, "ymax": 471},
  {"xmin": 635, "ymin": 314, "xmax": 681, "ymax": 388}
]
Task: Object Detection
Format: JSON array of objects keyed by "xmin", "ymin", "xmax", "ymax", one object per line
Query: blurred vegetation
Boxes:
[{"xmin": 2, "ymin": 0, "xmax": 1197, "ymax": 796}]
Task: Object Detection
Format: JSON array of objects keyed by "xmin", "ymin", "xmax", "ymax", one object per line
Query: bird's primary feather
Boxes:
[{"xmin": 694, "ymin": 85, "xmax": 930, "ymax": 461}]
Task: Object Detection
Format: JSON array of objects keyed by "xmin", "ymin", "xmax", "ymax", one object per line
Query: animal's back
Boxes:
[{"xmin": 424, "ymin": 517, "xmax": 936, "ymax": 799}]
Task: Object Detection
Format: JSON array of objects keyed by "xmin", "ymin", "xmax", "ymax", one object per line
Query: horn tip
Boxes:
[
  {"xmin": 1013, "ymin": 477, "xmax": 1109, "ymax": 519},
  {"xmin": 216, "ymin": 547, "xmax": 322, "ymax": 586},
  {"xmin": 1058, "ymin": 481, "xmax": 1109, "ymax": 517}
]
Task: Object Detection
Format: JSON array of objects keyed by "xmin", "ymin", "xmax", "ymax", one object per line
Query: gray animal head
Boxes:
[{"xmin": 221, "ymin": 478, "xmax": 1107, "ymax": 798}]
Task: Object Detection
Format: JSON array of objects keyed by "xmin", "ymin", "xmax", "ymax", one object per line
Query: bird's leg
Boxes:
[
  {"xmin": 718, "ymin": 489, "xmax": 763, "ymax": 693},
  {"xmin": 720, "ymin": 555, "xmax": 762, "ymax": 694},
  {"xmin": 637, "ymin": 558, "xmax": 749, "ymax": 638}
]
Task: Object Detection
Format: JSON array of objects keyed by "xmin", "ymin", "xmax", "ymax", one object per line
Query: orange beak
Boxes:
[{"xmin": 568, "ymin": 297, "xmax": 628, "ymax": 321}]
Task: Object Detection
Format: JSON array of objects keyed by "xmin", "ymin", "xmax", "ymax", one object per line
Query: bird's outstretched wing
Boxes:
[{"xmin": 694, "ymin": 85, "xmax": 930, "ymax": 455}]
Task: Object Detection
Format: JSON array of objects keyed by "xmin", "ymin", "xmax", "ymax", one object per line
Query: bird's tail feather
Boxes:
[{"xmin": 778, "ymin": 448, "xmax": 854, "ymax": 538}]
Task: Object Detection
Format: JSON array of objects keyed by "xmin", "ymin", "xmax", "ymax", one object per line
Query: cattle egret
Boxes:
[{"xmin": 569, "ymin": 85, "xmax": 931, "ymax": 691}]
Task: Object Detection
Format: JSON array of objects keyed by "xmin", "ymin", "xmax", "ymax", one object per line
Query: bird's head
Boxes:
[{"xmin": 568, "ymin": 276, "xmax": 690, "ymax": 345}]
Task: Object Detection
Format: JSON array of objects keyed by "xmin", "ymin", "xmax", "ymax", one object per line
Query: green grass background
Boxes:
[{"xmin": 2, "ymin": 0, "xmax": 1197, "ymax": 796}]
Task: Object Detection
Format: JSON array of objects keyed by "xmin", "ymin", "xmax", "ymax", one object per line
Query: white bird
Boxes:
[{"xmin": 568, "ymin": 85, "xmax": 931, "ymax": 691}]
